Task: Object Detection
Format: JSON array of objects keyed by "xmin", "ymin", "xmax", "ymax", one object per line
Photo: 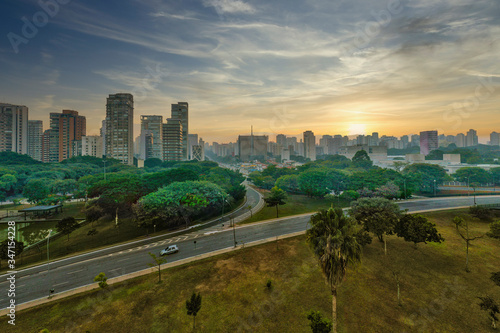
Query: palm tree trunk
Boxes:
[
  {"xmin": 276, "ymin": 205, "xmax": 279, "ymax": 218},
  {"xmin": 384, "ymin": 237, "xmax": 387, "ymax": 255},
  {"xmin": 193, "ymin": 315, "xmax": 196, "ymax": 331},
  {"xmin": 332, "ymin": 285, "xmax": 337, "ymax": 332}
]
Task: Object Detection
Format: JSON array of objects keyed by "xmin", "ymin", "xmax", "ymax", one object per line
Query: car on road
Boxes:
[{"xmin": 160, "ymin": 245, "xmax": 179, "ymax": 256}]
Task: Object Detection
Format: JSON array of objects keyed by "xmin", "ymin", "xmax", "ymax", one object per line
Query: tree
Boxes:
[
  {"xmin": 487, "ymin": 221, "xmax": 500, "ymax": 239},
  {"xmin": 87, "ymin": 228, "xmax": 98, "ymax": 237},
  {"xmin": 306, "ymin": 207, "xmax": 362, "ymax": 332},
  {"xmin": 94, "ymin": 272, "xmax": 108, "ymax": 288},
  {"xmin": 352, "ymin": 150, "xmax": 373, "ymax": 170},
  {"xmin": 298, "ymin": 171, "xmax": 330, "ymax": 197},
  {"xmin": 350, "ymin": 198, "xmax": 402, "ymax": 255},
  {"xmin": 144, "ymin": 158, "xmax": 163, "ymax": 168},
  {"xmin": 56, "ymin": 217, "xmax": 81, "ymax": 241},
  {"xmin": 453, "ymin": 216, "xmax": 484, "ymax": 272},
  {"xmin": 264, "ymin": 186, "xmax": 287, "ymax": 218},
  {"xmin": 478, "ymin": 296, "xmax": 499, "ymax": 329},
  {"xmin": 275, "ymin": 174, "xmax": 300, "ymax": 194},
  {"xmin": 23, "ymin": 178, "xmax": 50, "ymax": 203},
  {"xmin": 148, "ymin": 252, "xmax": 167, "ymax": 283},
  {"xmin": 307, "ymin": 310, "xmax": 332, "ymax": 333},
  {"xmin": 403, "ymin": 163, "xmax": 447, "ymax": 193},
  {"xmin": 491, "ymin": 272, "xmax": 500, "ymax": 287},
  {"xmin": 454, "ymin": 167, "xmax": 492, "ymax": 185},
  {"xmin": 186, "ymin": 292, "xmax": 202, "ymax": 331},
  {"xmin": 395, "ymin": 214, "xmax": 444, "ymax": 248}
]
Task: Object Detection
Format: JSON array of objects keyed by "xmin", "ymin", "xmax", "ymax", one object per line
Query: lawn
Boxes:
[
  {"xmin": 243, "ymin": 189, "xmax": 349, "ymax": 224},
  {"xmin": 338, "ymin": 209, "xmax": 500, "ymax": 332},
  {"xmin": 2, "ymin": 236, "xmax": 332, "ymax": 333}
]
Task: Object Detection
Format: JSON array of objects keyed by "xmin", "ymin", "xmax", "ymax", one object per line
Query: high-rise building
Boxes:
[
  {"xmin": 238, "ymin": 133, "xmax": 268, "ymax": 162},
  {"xmin": 303, "ymin": 130, "xmax": 316, "ymax": 161},
  {"xmin": 27, "ymin": 120, "xmax": 43, "ymax": 161},
  {"xmin": 192, "ymin": 137, "xmax": 205, "ymax": 161},
  {"xmin": 420, "ymin": 130, "xmax": 438, "ymax": 155},
  {"xmin": 490, "ymin": 132, "xmax": 500, "ymax": 146},
  {"xmin": 106, "ymin": 93, "xmax": 134, "ymax": 165},
  {"xmin": 456, "ymin": 133, "xmax": 465, "ymax": 147},
  {"xmin": 466, "ymin": 129, "xmax": 478, "ymax": 147},
  {"xmin": 163, "ymin": 118, "xmax": 183, "ymax": 161},
  {"xmin": 41, "ymin": 129, "xmax": 51, "ymax": 163},
  {"xmin": 0, "ymin": 103, "xmax": 28, "ymax": 154},
  {"xmin": 276, "ymin": 134, "xmax": 287, "ymax": 151},
  {"xmin": 82, "ymin": 136, "xmax": 104, "ymax": 158},
  {"xmin": 100, "ymin": 120, "xmax": 106, "ymax": 156},
  {"xmin": 140, "ymin": 115, "xmax": 163, "ymax": 160},
  {"xmin": 188, "ymin": 134, "xmax": 199, "ymax": 160},
  {"xmin": 49, "ymin": 110, "xmax": 86, "ymax": 162},
  {"xmin": 171, "ymin": 102, "xmax": 188, "ymax": 160}
]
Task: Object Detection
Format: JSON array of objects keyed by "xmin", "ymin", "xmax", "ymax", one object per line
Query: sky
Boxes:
[{"xmin": 1, "ymin": 0, "xmax": 499, "ymax": 143}]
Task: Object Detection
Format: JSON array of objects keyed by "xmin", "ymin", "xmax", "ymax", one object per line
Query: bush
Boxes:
[
  {"xmin": 487, "ymin": 221, "xmax": 500, "ymax": 239},
  {"xmin": 469, "ymin": 206, "xmax": 493, "ymax": 221}
]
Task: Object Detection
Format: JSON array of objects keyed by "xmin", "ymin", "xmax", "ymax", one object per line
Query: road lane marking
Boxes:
[
  {"xmin": 53, "ymin": 281, "xmax": 68, "ymax": 287},
  {"xmin": 67, "ymin": 269, "xmax": 85, "ymax": 274}
]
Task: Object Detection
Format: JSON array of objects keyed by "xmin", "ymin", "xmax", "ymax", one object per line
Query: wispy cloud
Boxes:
[{"xmin": 202, "ymin": 0, "xmax": 256, "ymax": 14}]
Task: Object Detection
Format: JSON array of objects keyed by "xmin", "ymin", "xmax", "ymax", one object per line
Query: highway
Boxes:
[{"xmin": 1, "ymin": 194, "xmax": 498, "ymax": 310}]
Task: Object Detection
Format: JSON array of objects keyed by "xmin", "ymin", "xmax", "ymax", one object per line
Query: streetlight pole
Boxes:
[
  {"xmin": 47, "ymin": 229, "xmax": 53, "ymax": 298},
  {"xmin": 433, "ymin": 179, "xmax": 436, "ymax": 197},
  {"xmin": 403, "ymin": 178, "xmax": 407, "ymax": 200},
  {"xmin": 467, "ymin": 176, "xmax": 470, "ymax": 197},
  {"xmin": 232, "ymin": 215, "xmax": 237, "ymax": 248}
]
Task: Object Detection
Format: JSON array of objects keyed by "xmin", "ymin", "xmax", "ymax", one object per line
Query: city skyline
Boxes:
[{"xmin": 1, "ymin": 0, "xmax": 499, "ymax": 143}]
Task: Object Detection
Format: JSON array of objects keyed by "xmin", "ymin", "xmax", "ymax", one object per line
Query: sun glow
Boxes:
[{"xmin": 348, "ymin": 124, "xmax": 367, "ymax": 136}]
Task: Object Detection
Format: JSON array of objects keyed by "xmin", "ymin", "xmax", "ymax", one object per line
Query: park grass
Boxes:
[
  {"xmin": 243, "ymin": 189, "xmax": 348, "ymax": 224},
  {"xmin": 3, "ymin": 236, "xmax": 332, "ymax": 333},
  {"xmin": 3, "ymin": 209, "xmax": 499, "ymax": 332},
  {"xmin": 338, "ymin": 208, "xmax": 500, "ymax": 332}
]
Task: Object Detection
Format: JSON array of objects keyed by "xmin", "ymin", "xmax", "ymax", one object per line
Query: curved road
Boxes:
[{"xmin": 1, "ymin": 194, "xmax": 498, "ymax": 311}]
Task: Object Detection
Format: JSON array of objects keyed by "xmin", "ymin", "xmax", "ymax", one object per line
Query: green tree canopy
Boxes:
[
  {"xmin": 56, "ymin": 217, "xmax": 81, "ymax": 241},
  {"xmin": 23, "ymin": 178, "xmax": 51, "ymax": 203},
  {"xmin": 454, "ymin": 167, "xmax": 493, "ymax": 185},
  {"xmin": 403, "ymin": 163, "xmax": 447, "ymax": 193},
  {"xmin": 264, "ymin": 186, "xmax": 287, "ymax": 218},
  {"xmin": 395, "ymin": 214, "xmax": 444, "ymax": 247},
  {"xmin": 351, "ymin": 150, "xmax": 373, "ymax": 170}
]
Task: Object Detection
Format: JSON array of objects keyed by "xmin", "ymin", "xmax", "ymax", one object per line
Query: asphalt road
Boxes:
[{"xmin": 1, "ymin": 194, "xmax": 499, "ymax": 310}]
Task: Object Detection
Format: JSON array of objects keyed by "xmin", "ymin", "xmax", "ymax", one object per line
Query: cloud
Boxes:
[{"xmin": 203, "ymin": 0, "xmax": 256, "ymax": 14}]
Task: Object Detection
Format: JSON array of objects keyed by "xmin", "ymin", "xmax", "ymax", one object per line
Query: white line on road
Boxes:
[
  {"xmin": 67, "ymin": 269, "xmax": 85, "ymax": 274},
  {"xmin": 117, "ymin": 258, "xmax": 128, "ymax": 262},
  {"xmin": 53, "ymin": 281, "xmax": 68, "ymax": 287}
]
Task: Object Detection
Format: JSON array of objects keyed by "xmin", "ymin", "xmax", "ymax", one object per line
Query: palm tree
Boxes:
[{"xmin": 306, "ymin": 207, "xmax": 362, "ymax": 332}]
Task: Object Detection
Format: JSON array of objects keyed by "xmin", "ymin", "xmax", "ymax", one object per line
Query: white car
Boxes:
[{"xmin": 160, "ymin": 245, "xmax": 179, "ymax": 256}]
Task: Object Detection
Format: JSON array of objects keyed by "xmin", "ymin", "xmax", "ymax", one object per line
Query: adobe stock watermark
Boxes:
[
  {"xmin": 442, "ymin": 76, "xmax": 497, "ymax": 131},
  {"xmin": 7, "ymin": 0, "xmax": 72, "ymax": 54},
  {"xmin": 131, "ymin": 64, "xmax": 169, "ymax": 103},
  {"xmin": 340, "ymin": 0, "xmax": 406, "ymax": 57}
]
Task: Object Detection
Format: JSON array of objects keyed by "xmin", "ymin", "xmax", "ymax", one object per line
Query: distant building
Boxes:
[
  {"xmin": 339, "ymin": 145, "xmax": 387, "ymax": 162},
  {"xmin": 420, "ymin": 130, "xmax": 438, "ymax": 156},
  {"xmin": 281, "ymin": 148, "xmax": 290, "ymax": 161},
  {"xmin": 303, "ymin": 131, "xmax": 316, "ymax": 161},
  {"xmin": 41, "ymin": 129, "xmax": 50, "ymax": 163},
  {"xmin": 100, "ymin": 120, "xmax": 106, "ymax": 156},
  {"xmin": 27, "ymin": 120, "xmax": 43, "ymax": 161},
  {"xmin": 105, "ymin": 93, "xmax": 134, "ymax": 165},
  {"xmin": 192, "ymin": 137, "xmax": 205, "ymax": 161},
  {"xmin": 82, "ymin": 136, "xmax": 103, "ymax": 158},
  {"xmin": 456, "ymin": 133, "xmax": 465, "ymax": 147},
  {"xmin": 0, "ymin": 103, "xmax": 28, "ymax": 154},
  {"xmin": 171, "ymin": 102, "xmax": 189, "ymax": 160},
  {"xmin": 466, "ymin": 129, "xmax": 478, "ymax": 147},
  {"xmin": 163, "ymin": 118, "xmax": 183, "ymax": 161},
  {"xmin": 49, "ymin": 110, "xmax": 86, "ymax": 162},
  {"xmin": 140, "ymin": 115, "xmax": 163, "ymax": 160},
  {"xmin": 188, "ymin": 134, "xmax": 198, "ymax": 160},
  {"xmin": 490, "ymin": 132, "xmax": 499, "ymax": 146},
  {"xmin": 238, "ymin": 133, "xmax": 268, "ymax": 162}
]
